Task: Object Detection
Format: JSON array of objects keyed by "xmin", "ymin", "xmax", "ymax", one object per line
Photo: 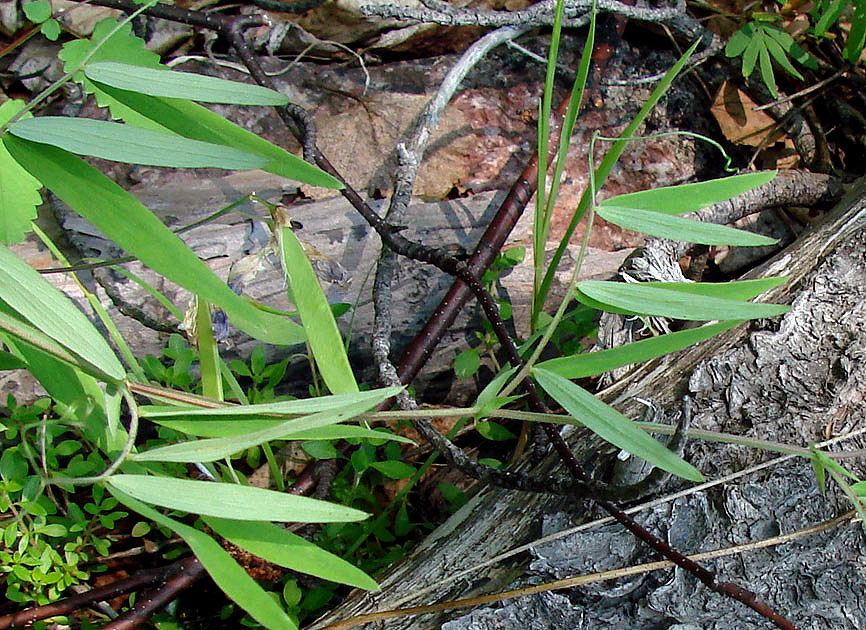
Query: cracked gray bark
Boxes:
[{"xmin": 308, "ymin": 177, "xmax": 866, "ymax": 629}]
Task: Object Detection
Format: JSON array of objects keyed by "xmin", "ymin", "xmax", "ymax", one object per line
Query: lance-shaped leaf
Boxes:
[
  {"xmin": 576, "ymin": 280, "xmax": 789, "ymax": 321},
  {"xmin": 106, "ymin": 475, "xmax": 369, "ymax": 523},
  {"xmin": 0, "ymin": 245, "xmax": 124, "ymax": 381},
  {"xmin": 598, "ymin": 171, "xmax": 776, "ymax": 215},
  {"xmin": 536, "ymin": 320, "xmax": 740, "ymax": 379},
  {"xmin": 276, "ymin": 219, "xmax": 357, "ymax": 394},
  {"xmin": 149, "ymin": 417, "xmax": 412, "ymax": 443},
  {"xmin": 133, "ymin": 395, "xmax": 381, "ymax": 463},
  {"xmin": 533, "ymin": 367, "xmax": 703, "ymax": 481},
  {"xmin": 0, "ymin": 100, "xmax": 42, "ymax": 245},
  {"xmin": 8, "ymin": 117, "xmax": 268, "ymax": 170},
  {"xmin": 595, "ymin": 205, "xmax": 777, "ymax": 246},
  {"xmin": 95, "ymin": 82, "xmax": 342, "ymax": 189},
  {"xmin": 3, "ymin": 135, "xmax": 305, "ymax": 346},
  {"xmin": 86, "ymin": 62, "xmax": 289, "ymax": 106},
  {"xmin": 204, "ymin": 517, "xmax": 378, "ymax": 590},
  {"xmin": 140, "ymin": 387, "xmax": 400, "ymax": 418},
  {"xmin": 110, "ymin": 489, "xmax": 298, "ymax": 630}
]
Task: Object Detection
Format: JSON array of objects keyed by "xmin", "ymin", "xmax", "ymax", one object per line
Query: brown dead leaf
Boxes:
[
  {"xmin": 711, "ymin": 81, "xmax": 781, "ymax": 146},
  {"xmin": 711, "ymin": 81, "xmax": 798, "ymax": 167}
]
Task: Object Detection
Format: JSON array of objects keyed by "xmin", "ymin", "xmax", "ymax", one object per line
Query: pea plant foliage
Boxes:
[
  {"xmin": 0, "ymin": 10, "xmax": 409, "ymax": 630},
  {"xmin": 2, "ymin": 1, "xmax": 861, "ymax": 628}
]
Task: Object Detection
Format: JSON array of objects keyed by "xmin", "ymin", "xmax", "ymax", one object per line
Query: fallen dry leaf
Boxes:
[{"xmin": 711, "ymin": 80, "xmax": 798, "ymax": 168}]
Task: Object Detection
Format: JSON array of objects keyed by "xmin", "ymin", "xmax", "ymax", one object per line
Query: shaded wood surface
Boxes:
[{"xmin": 309, "ymin": 178, "xmax": 866, "ymax": 629}]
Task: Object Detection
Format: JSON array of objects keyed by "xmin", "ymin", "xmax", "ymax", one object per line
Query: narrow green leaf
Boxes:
[
  {"xmin": 762, "ymin": 31, "xmax": 804, "ymax": 80},
  {"xmin": 844, "ymin": 1, "xmax": 866, "ymax": 64},
  {"xmin": 814, "ymin": 0, "xmax": 846, "ymax": 35},
  {"xmin": 106, "ymin": 475, "xmax": 369, "ymax": 523},
  {"xmin": 0, "ymin": 100, "xmax": 42, "ymax": 245},
  {"xmin": 474, "ymin": 365, "xmax": 519, "ymax": 420},
  {"xmin": 194, "ymin": 297, "xmax": 223, "ymax": 401},
  {"xmin": 150, "ymin": 418, "xmax": 413, "ymax": 444},
  {"xmin": 3, "ymin": 135, "xmax": 305, "ymax": 346},
  {"xmin": 595, "ymin": 205, "xmax": 777, "ymax": 246},
  {"xmin": 278, "ymin": 225, "xmax": 357, "ymax": 394},
  {"xmin": 536, "ymin": 320, "xmax": 740, "ymax": 379},
  {"xmin": 742, "ymin": 31, "xmax": 762, "ymax": 77},
  {"xmin": 533, "ymin": 367, "xmax": 703, "ymax": 481},
  {"xmin": 140, "ymin": 387, "xmax": 400, "ymax": 418},
  {"xmin": 758, "ymin": 39, "xmax": 778, "ymax": 97},
  {"xmin": 536, "ymin": 40, "xmax": 700, "ymax": 325},
  {"xmin": 204, "ymin": 517, "xmax": 377, "ymax": 590},
  {"xmin": 9, "ymin": 118, "xmax": 268, "ymax": 170},
  {"xmin": 725, "ymin": 23, "xmax": 754, "ymax": 57},
  {"xmin": 0, "ymin": 351, "xmax": 26, "ymax": 370},
  {"xmin": 0, "ymin": 246, "xmax": 124, "ymax": 380},
  {"xmin": 598, "ymin": 172, "xmax": 776, "ymax": 215},
  {"xmin": 109, "ymin": 489, "xmax": 298, "ymax": 630},
  {"xmin": 86, "ymin": 62, "xmax": 289, "ymax": 106},
  {"xmin": 94, "ymin": 83, "xmax": 342, "ymax": 189},
  {"xmin": 642, "ymin": 277, "xmax": 787, "ymax": 300},
  {"xmin": 133, "ymin": 396, "xmax": 381, "ymax": 463},
  {"xmin": 576, "ymin": 280, "xmax": 789, "ymax": 321}
]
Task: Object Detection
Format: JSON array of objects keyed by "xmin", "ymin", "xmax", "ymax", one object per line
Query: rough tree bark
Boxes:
[{"xmin": 307, "ymin": 178, "xmax": 866, "ymax": 630}]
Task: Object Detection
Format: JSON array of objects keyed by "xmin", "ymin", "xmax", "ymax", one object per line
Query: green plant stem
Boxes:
[
  {"xmin": 0, "ymin": 310, "xmax": 120, "ymax": 385},
  {"xmin": 30, "ymin": 223, "xmax": 145, "ymax": 381},
  {"xmin": 48, "ymin": 387, "xmax": 139, "ymax": 486}
]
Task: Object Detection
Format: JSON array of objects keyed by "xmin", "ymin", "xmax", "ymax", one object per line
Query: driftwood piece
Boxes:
[{"xmin": 309, "ymin": 178, "xmax": 866, "ymax": 629}]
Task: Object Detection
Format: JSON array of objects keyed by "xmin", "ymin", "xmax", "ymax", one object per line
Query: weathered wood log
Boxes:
[
  {"xmin": 308, "ymin": 177, "xmax": 866, "ymax": 629},
  {"xmin": 47, "ymin": 170, "xmax": 627, "ymax": 398}
]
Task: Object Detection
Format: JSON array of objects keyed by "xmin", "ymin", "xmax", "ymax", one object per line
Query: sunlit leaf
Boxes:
[
  {"xmin": 95, "ymin": 83, "xmax": 342, "ymax": 188},
  {"xmin": 133, "ymin": 396, "xmax": 382, "ymax": 463},
  {"xmin": 23, "ymin": 0, "xmax": 51, "ymax": 22},
  {"xmin": 0, "ymin": 101, "xmax": 42, "ymax": 245},
  {"xmin": 106, "ymin": 475, "xmax": 369, "ymax": 523},
  {"xmin": 598, "ymin": 172, "xmax": 776, "ymax": 215},
  {"xmin": 533, "ymin": 367, "xmax": 703, "ymax": 481},
  {"xmin": 742, "ymin": 31, "xmax": 762, "ymax": 77},
  {"xmin": 9, "ymin": 118, "xmax": 268, "ymax": 170},
  {"xmin": 149, "ymin": 418, "xmax": 413, "ymax": 444},
  {"xmin": 140, "ymin": 388, "xmax": 400, "ymax": 418},
  {"xmin": 758, "ymin": 40, "xmax": 777, "ymax": 98},
  {"xmin": 110, "ymin": 490, "xmax": 298, "ymax": 630},
  {"xmin": 2, "ymin": 135, "xmax": 305, "ymax": 346},
  {"xmin": 762, "ymin": 34, "xmax": 804, "ymax": 80},
  {"xmin": 576, "ymin": 280, "xmax": 789, "ymax": 321},
  {"xmin": 595, "ymin": 205, "xmax": 777, "ymax": 246},
  {"xmin": 277, "ymin": 224, "xmax": 357, "ymax": 394},
  {"xmin": 86, "ymin": 62, "xmax": 289, "ymax": 106},
  {"xmin": 536, "ymin": 320, "xmax": 740, "ymax": 379},
  {"xmin": 0, "ymin": 245, "xmax": 124, "ymax": 380},
  {"xmin": 204, "ymin": 517, "xmax": 377, "ymax": 590},
  {"xmin": 725, "ymin": 23, "xmax": 754, "ymax": 57}
]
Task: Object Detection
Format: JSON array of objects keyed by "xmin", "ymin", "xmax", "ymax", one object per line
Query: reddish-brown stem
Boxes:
[{"xmin": 0, "ymin": 558, "xmax": 199, "ymax": 630}]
